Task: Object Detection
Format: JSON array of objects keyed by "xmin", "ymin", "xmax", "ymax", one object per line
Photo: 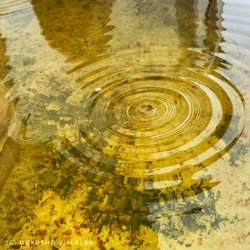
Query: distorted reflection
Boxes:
[
  {"xmin": 0, "ymin": 0, "xmax": 249, "ymax": 249},
  {"xmin": 31, "ymin": 0, "xmax": 114, "ymax": 64}
]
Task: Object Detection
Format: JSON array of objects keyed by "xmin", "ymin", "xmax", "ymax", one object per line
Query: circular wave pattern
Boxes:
[
  {"xmin": 56, "ymin": 52, "xmax": 245, "ymax": 189},
  {"xmin": 15, "ymin": 127, "xmax": 41, "ymax": 144}
]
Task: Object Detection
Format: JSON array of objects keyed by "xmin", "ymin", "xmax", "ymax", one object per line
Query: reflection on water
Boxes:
[
  {"xmin": 0, "ymin": 0, "xmax": 249, "ymax": 249},
  {"xmin": 31, "ymin": 0, "xmax": 114, "ymax": 64}
]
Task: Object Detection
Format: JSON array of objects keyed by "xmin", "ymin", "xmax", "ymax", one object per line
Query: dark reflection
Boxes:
[
  {"xmin": 31, "ymin": 0, "xmax": 114, "ymax": 64},
  {"xmin": 204, "ymin": 0, "xmax": 224, "ymax": 52},
  {"xmin": 175, "ymin": 0, "xmax": 199, "ymax": 48},
  {"xmin": 175, "ymin": 0, "xmax": 225, "ymax": 69},
  {"xmin": 175, "ymin": 0, "xmax": 224, "ymax": 48}
]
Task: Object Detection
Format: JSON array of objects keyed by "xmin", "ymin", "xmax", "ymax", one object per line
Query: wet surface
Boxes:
[{"xmin": 0, "ymin": 0, "xmax": 250, "ymax": 249}]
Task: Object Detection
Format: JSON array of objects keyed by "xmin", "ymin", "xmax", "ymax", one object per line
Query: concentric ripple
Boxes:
[
  {"xmin": 56, "ymin": 49, "xmax": 245, "ymax": 190},
  {"xmin": 15, "ymin": 127, "xmax": 40, "ymax": 144}
]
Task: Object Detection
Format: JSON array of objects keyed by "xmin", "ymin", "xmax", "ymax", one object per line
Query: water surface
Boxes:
[{"xmin": 0, "ymin": 0, "xmax": 249, "ymax": 249}]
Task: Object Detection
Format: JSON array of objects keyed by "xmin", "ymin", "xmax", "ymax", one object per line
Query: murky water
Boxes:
[{"xmin": 0, "ymin": 0, "xmax": 249, "ymax": 249}]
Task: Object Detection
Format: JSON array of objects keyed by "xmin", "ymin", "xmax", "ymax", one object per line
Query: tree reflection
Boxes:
[{"xmin": 32, "ymin": 0, "xmax": 115, "ymax": 64}]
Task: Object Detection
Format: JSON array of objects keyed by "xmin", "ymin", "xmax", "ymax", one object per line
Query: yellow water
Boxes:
[{"xmin": 0, "ymin": 0, "xmax": 249, "ymax": 249}]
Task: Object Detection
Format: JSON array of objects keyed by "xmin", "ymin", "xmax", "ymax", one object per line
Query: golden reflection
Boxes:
[{"xmin": 0, "ymin": 0, "xmax": 248, "ymax": 249}]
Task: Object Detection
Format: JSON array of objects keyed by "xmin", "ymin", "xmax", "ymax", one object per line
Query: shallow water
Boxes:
[{"xmin": 0, "ymin": 0, "xmax": 249, "ymax": 249}]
